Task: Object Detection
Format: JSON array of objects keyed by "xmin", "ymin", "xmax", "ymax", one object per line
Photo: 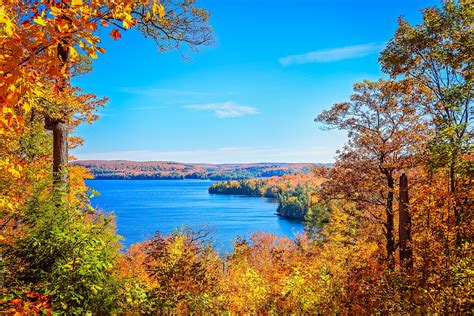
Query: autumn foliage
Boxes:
[
  {"xmin": 73, "ymin": 160, "xmax": 320, "ymax": 180},
  {"xmin": 209, "ymin": 173, "xmax": 324, "ymax": 221},
  {"xmin": 1, "ymin": 0, "xmax": 472, "ymax": 314}
]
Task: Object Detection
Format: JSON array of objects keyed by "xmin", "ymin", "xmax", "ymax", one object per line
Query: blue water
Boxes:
[{"xmin": 86, "ymin": 180, "xmax": 304, "ymax": 252}]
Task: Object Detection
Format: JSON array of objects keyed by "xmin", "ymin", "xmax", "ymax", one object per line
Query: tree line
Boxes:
[
  {"xmin": 74, "ymin": 160, "xmax": 319, "ymax": 180},
  {"xmin": 209, "ymin": 173, "xmax": 323, "ymax": 221}
]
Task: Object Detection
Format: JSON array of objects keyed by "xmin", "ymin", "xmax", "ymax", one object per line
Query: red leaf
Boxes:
[
  {"xmin": 85, "ymin": 22, "xmax": 97, "ymax": 32},
  {"xmin": 110, "ymin": 29, "xmax": 121, "ymax": 41}
]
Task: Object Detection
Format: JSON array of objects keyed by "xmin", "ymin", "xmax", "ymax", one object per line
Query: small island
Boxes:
[{"xmin": 209, "ymin": 173, "xmax": 324, "ymax": 220}]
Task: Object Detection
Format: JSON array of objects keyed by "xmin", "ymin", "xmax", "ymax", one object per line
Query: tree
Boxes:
[
  {"xmin": 1, "ymin": 0, "xmax": 213, "ymax": 312},
  {"xmin": 1, "ymin": 0, "xmax": 212, "ymax": 192},
  {"xmin": 379, "ymin": 0, "xmax": 473, "ymax": 244},
  {"xmin": 316, "ymin": 79, "xmax": 428, "ymax": 269}
]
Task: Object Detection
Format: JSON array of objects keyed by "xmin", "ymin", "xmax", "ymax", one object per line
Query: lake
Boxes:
[{"xmin": 86, "ymin": 179, "xmax": 304, "ymax": 252}]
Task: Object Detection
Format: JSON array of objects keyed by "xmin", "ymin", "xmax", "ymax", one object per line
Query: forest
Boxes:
[
  {"xmin": 1, "ymin": 0, "xmax": 472, "ymax": 314},
  {"xmin": 209, "ymin": 173, "xmax": 323, "ymax": 220},
  {"xmin": 73, "ymin": 160, "xmax": 320, "ymax": 180}
]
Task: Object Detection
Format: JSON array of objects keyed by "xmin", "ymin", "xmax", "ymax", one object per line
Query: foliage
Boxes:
[
  {"xmin": 119, "ymin": 229, "xmax": 223, "ymax": 314},
  {"xmin": 1, "ymin": 0, "xmax": 213, "ymax": 314},
  {"xmin": 316, "ymin": 79, "xmax": 430, "ymax": 268},
  {"xmin": 209, "ymin": 173, "xmax": 324, "ymax": 221},
  {"xmin": 1, "ymin": 0, "xmax": 212, "ymax": 130},
  {"xmin": 1, "ymin": 180, "xmax": 122, "ymax": 314},
  {"xmin": 1, "ymin": 0, "xmax": 472, "ymax": 314},
  {"xmin": 74, "ymin": 160, "xmax": 321, "ymax": 180},
  {"xmin": 380, "ymin": 0, "xmax": 473, "ymax": 247}
]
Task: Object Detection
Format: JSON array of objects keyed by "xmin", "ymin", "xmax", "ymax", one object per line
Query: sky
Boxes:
[{"xmin": 72, "ymin": 0, "xmax": 436, "ymax": 164}]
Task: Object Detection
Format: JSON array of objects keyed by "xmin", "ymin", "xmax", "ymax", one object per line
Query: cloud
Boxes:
[
  {"xmin": 184, "ymin": 101, "xmax": 258, "ymax": 118},
  {"xmin": 73, "ymin": 146, "xmax": 335, "ymax": 164},
  {"xmin": 120, "ymin": 87, "xmax": 211, "ymax": 97},
  {"xmin": 279, "ymin": 42, "xmax": 386, "ymax": 66}
]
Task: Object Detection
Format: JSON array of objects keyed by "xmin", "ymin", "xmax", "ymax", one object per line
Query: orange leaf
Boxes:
[
  {"xmin": 85, "ymin": 22, "xmax": 97, "ymax": 32},
  {"xmin": 109, "ymin": 29, "xmax": 121, "ymax": 41}
]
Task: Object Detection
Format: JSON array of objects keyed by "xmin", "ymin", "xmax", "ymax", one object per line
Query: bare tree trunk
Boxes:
[
  {"xmin": 386, "ymin": 172, "xmax": 396, "ymax": 270},
  {"xmin": 398, "ymin": 173, "xmax": 412, "ymax": 268},
  {"xmin": 45, "ymin": 117, "xmax": 69, "ymax": 194}
]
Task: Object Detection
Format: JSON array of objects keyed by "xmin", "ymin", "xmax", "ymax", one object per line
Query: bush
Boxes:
[{"xmin": 1, "ymin": 187, "xmax": 122, "ymax": 314}]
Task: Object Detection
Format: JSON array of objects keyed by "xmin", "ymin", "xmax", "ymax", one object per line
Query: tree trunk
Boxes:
[
  {"xmin": 46, "ymin": 3, "xmax": 71, "ymax": 196},
  {"xmin": 398, "ymin": 173, "xmax": 412, "ymax": 269},
  {"xmin": 45, "ymin": 117, "xmax": 69, "ymax": 194},
  {"xmin": 385, "ymin": 172, "xmax": 396, "ymax": 269},
  {"xmin": 450, "ymin": 162, "xmax": 463, "ymax": 248}
]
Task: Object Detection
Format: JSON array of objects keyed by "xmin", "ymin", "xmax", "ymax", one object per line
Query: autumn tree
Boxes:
[
  {"xmin": 1, "ymin": 0, "xmax": 212, "ymax": 193},
  {"xmin": 1, "ymin": 0, "xmax": 212, "ymax": 312},
  {"xmin": 117, "ymin": 228, "xmax": 224, "ymax": 314},
  {"xmin": 379, "ymin": 0, "xmax": 473, "ymax": 245},
  {"xmin": 316, "ymin": 79, "xmax": 429, "ymax": 269}
]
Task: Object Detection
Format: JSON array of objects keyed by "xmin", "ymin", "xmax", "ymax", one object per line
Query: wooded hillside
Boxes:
[
  {"xmin": 73, "ymin": 160, "xmax": 327, "ymax": 180},
  {"xmin": 209, "ymin": 173, "xmax": 324, "ymax": 220}
]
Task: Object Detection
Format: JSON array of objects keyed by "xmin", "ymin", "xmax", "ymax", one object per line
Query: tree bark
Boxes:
[
  {"xmin": 398, "ymin": 173, "xmax": 413, "ymax": 269},
  {"xmin": 45, "ymin": 117, "xmax": 69, "ymax": 194},
  {"xmin": 385, "ymin": 172, "xmax": 396, "ymax": 269},
  {"xmin": 46, "ymin": 2, "xmax": 71, "ymax": 195}
]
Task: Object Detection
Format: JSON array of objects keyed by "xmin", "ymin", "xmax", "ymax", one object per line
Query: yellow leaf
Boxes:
[
  {"xmin": 152, "ymin": 3, "xmax": 166, "ymax": 18},
  {"xmin": 0, "ymin": 6, "xmax": 14, "ymax": 35},
  {"xmin": 89, "ymin": 50, "xmax": 98, "ymax": 59},
  {"xmin": 23, "ymin": 100, "xmax": 32, "ymax": 113},
  {"xmin": 69, "ymin": 46, "xmax": 78, "ymax": 60},
  {"xmin": 33, "ymin": 16, "xmax": 46, "ymax": 26},
  {"xmin": 158, "ymin": 4, "xmax": 165, "ymax": 18},
  {"xmin": 57, "ymin": 19, "xmax": 69, "ymax": 33},
  {"xmin": 72, "ymin": 0, "xmax": 83, "ymax": 6},
  {"xmin": 122, "ymin": 15, "xmax": 134, "ymax": 29},
  {"xmin": 33, "ymin": 88, "xmax": 43, "ymax": 97},
  {"xmin": 50, "ymin": 7, "xmax": 61, "ymax": 16},
  {"xmin": 8, "ymin": 167, "xmax": 20, "ymax": 178}
]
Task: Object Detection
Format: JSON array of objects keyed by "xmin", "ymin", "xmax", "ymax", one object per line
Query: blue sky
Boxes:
[{"xmin": 72, "ymin": 0, "xmax": 435, "ymax": 163}]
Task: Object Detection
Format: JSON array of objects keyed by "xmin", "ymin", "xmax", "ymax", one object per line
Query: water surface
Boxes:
[{"xmin": 86, "ymin": 179, "xmax": 304, "ymax": 252}]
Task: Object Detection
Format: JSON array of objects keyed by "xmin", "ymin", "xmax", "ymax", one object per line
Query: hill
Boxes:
[{"xmin": 73, "ymin": 160, "xmax": 330, "ymax": 180}]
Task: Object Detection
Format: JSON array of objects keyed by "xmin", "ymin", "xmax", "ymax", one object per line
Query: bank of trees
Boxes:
[
  {"xmin": 75, "ymin": 160, "xmax": 318, "ymax": 180},
  {"xmin": 209, "ymin": 173, "xmax": 321, "ymax": 198},
  {"xmin": 1, "ymin": 0, "xmax": 472, "ymax": 314},
  {"xmin": 209, "ymin": 174, "xmax": 322, "ymax": 220}
]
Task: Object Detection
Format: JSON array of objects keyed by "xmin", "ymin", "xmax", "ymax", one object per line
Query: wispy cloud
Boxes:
[
  {"xmin": 184, "ymin": 101, "xmax": 258, "ymax": 118},
  {"xmin": 73, "ymin": 146, "xmax": 335, "ymax": 163},
  {"xmin": 120, "ymin": 87, "xmax": 211, "ymax": 97},
  {"xmin": 279, "ymin": 42, "xmax": 386, "ymax": 66}
]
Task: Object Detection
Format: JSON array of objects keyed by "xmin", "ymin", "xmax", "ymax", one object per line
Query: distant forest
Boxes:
[
  {"xmin": 73, "ymin": 160, "xmax": 330, "ymax": 180},
  {"xmin": 209, "ymin": 173, "xmax": 325, "ymax": 221}
]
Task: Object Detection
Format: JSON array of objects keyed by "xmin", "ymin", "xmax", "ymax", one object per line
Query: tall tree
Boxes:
[
  {"xmin": 316, "ymin": 79, "xmax": 428, "ymax": 268},
  {"xmin": 1, "ymin": 0, "xmax": 212, "ymax": 192},
  {"xmin": 379, "ymin": 0, "xmax": 473, "ymax": 244}
]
